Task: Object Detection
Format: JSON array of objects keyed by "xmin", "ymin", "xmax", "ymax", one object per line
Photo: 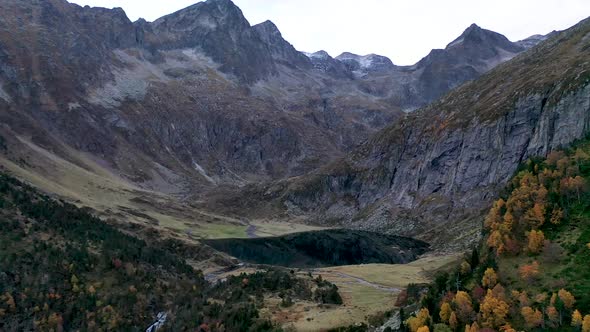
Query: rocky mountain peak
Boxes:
[
  {"xmin": 304, "ymin": 51, "xmax": 353, "ymax": 79},
  {"xmin": 336, "ymin": 52, "xmax": 395, "ymax": 74},
  {"xmin": 152, "ymin": 0, "xmax": 249, "ymax": 33},
  {"xmin": 252, "ymin": 20, "xmax": 312, "ymax": 69},
  {"xmin": 446, "ymin": 23, "xmax": 522, "ymax": 52}
]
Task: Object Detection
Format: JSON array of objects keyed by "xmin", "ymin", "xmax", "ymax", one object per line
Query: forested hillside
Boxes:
[
  {"xmin": 401, "ymin": 137, "xmax": 590, "ymax": 332},
  {"xmin": 0, "ymin": 174, "xmax": 342, "ymax": 331}
]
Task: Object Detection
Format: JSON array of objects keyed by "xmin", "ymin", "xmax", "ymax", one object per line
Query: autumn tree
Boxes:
[
  {"xmin": 485, "ymin": 199, "xmax": 505, "ymax": 230},
  {"xmin": 480, "ymin": 289, "xmax": 510, "ymax": 329},
  {"xmin": 524, "ymin": 202, "xmax": 546, "ymax": 228},
  {"xmin": 407, "ymin": 308, "xmax": 431, "ymax": 332},
  {"xmin": 515, "ymin": 291, "xmax": 530, "ymax": 308},
  {"xmin": 500, "ymin": 324, "xmax": 516, "ymax": 332},
  {"xmin": 582, "ymin": 315, "xmax": 590, "ymax": 332},
  {"xmin": 521, "ymin": 306, "xmax": 543, "ymax": 329},
  {"xmin": 572, "ymin": 310, "xmax": 583, "ymax": 328},
  {"xmin": 465, "ymin": 322, "xmax": 479, "ymax": 332},
  {"xmin": 558, "ymin": 289, "xmax": 576, "ymax": 310},
  {"xmin": 561, "ymin": 176, "xmax": 586, "ymax": 202},
  {"xmin": 546, "ymin": 306, "xmax": 559, "ymax": 327},
  {"xmin": 481, "ymin": 268, "xmax": 498, "ymax": 289},
  {"xmin": 449, "ymin": 312, "xmax": 458, "ymax": 331},
  {"xmin": 527, "ymin": 230, "xmax": 545, "ymax": 253},
  {"xmin": 439, "ymin": 302, "xmax": 452, "ymax": 323},
  {"xmin": 519, "ymin": 261, "xmax": 540, "ymax": 284},
  {"xmin": 417, "ymin": 327, "xmax": 430, "ymax": 332},
  {"xmin": 453, "ymin": 291, "xmax": 474, "ymax": 323}
]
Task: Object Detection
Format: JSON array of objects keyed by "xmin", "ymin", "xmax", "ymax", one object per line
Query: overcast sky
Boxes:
[{"xmin": 67, "ymin": 0, "xmax": 590, "ymax": 65}]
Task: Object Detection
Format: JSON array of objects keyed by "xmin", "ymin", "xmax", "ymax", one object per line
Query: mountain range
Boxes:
[
  {"xmin": 0, "ymin": 0, "xmax": 585, "ymax": 252},
  {"xmin": 0, "ymin": 0, "xmax": 546, "ymax": 190}
]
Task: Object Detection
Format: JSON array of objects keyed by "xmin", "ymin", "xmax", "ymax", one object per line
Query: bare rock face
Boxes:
[
  {"xmin": 272, "ymin": 18, "xmax": 590, "ymax": 249},
  {"xmin": 148, "ymin": 0, "xmax": 281, "ymax": 82},
  {"xmin": 252, "ymin": 20, "xmax": 312, "ymax": 69}
]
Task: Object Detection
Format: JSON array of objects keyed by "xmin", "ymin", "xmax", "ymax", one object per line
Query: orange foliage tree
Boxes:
[
  {"xmin": 519, "ymin": 261, "xmax": 540, "ymax": 284},
  {"xmin": 480, "ymin": 289, "xmax": 510, "ymax": 329},
  {"xmin": 453, "ymin": 291, "xmax": 475, "ymax": 323},
  {"xmin": 521, "ymin": 306, "xmax": 543, "ymax": 329}
]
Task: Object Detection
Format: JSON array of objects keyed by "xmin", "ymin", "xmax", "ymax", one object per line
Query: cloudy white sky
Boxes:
[{"xmin": 67, "ymin": 0, "xmax": 590, "ymax": 65}]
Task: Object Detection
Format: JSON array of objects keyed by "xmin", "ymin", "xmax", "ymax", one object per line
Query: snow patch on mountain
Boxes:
[
  {"xmin": 193, "ymin": 161, "xmax": 216, "ymax": 184},
  {"xmin": 447, "ymin": 37, "xmax": 464, "ymax": 48},
  {"xmin": 304, "ymin": 51, "xmax": 331, "ymax": 60},
  {"xmin": 0, "ymin": 82, "xmax": 11, "ymax": 103}
]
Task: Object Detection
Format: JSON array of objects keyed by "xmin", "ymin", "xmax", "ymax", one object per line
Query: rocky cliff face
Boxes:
[
  {"xmin": 271, "ymin": 18, "xmax": 590, "ymax": 249},
  {"xmin": 0, "ymin": 0, "xmax": 554, "ymax": 197}
]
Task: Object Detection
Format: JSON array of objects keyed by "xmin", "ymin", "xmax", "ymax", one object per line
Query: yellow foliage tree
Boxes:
[
  {"xmin": 482, "ymin": 268, "xmax": 498, "ymax": 289},
  {"xmin": 480, "ymin": 289, "xmax": 510, "ymax": 329},
  {"xmin": 485, "ymin": 199, "xmax": 505, "ymax": 229},
  {"xmin": 439, "ymin": 302, "xmax": 452, "ymax": 323},
  {"xmin": 572, "ymin": 310, "xmax": 583, "ymax": 327},
  {"xmin": 582, "ymin": 314, "xmax": 590, "ymax": 332},
  {"xmin": 407, "ymin": 308, "xmax": 431, "ymax": 332},
  {"xmin": 416, "ymin": 327, "xmax": 430, "ymax": 332},
  {"xmin": 527, "ymin": 230, "xmax": 545, "ymax": 253},
  {"xmin": 558, "ymin": 289, "xmax": 576, "ymax": 310},
  {"xmin": 487, "ymin": 230, "xmax": 504, "ymax": 254}
]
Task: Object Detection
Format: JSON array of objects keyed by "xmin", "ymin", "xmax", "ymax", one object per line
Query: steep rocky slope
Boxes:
[
  {"xmin": 0, "ymin": 0, "xmax": 541, "ymax": 195},
  {"xmin": 262, "ymin": 17, "xmax": 590, "ymax": 250}
]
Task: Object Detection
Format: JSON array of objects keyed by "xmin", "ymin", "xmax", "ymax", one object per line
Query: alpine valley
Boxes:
[{"xmin": 1, "ymin": 0, "xmax": 589, "ymax": 331}]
